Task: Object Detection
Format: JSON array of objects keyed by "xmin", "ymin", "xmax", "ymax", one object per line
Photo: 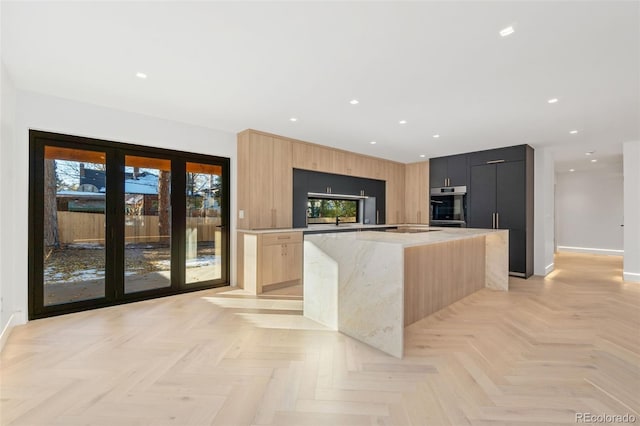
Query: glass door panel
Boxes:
[
  {"xmin": 124, "ymin": 156, "xmax": 172, "ymax": 293},
  {"xmin": 43, "ymin": 146, "xmax": 107, "ymax": 306},
  {"xmin": 185, "ymin": 162, "xmax": 222, "ymax": 284}
]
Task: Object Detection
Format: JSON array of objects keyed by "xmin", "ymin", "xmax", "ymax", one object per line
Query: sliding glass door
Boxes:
[
  {"xmin": 185, "ymin": 162, "xmax": 224, "ymax": 285},
  {"xmin": 41, "ymin": 145, "xmax": 108, "ymax": 306},
  {"xmin": 29, "ymin": 131, "xmax": 230, "ymax": 319},
  {"xmin": 123, "ymin": 155, "xmax": 173, "ymax": 294}
]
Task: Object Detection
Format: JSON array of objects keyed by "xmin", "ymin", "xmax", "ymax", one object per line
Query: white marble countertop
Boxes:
[
  {"xmin": 304, "ymin": 227, "xmax": 506, "ymax": 248},
  {"xmin": 237, "ymin": 223, "xmax": 430, "ymax": 234}
]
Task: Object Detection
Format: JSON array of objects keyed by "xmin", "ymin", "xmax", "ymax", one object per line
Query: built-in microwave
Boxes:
[{"xmin": 430, "ymin": 186, "xmax": 467, "ymax": 227}]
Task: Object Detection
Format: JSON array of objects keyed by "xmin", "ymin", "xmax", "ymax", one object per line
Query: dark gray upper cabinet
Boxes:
[
  {"xmin": 467, "ymin": 144, "xmax": 533, "ymax": 277},
  {"xmin": 292, "ymin": 169, "xmax": 386, "ymax": 228},
  {"xmin": 468, "ymin": 145, "xmax": 527, "ymax": 166},
  {"xmin": 429, "ymin": 154, "xmax": 468, "ymax": 187}
]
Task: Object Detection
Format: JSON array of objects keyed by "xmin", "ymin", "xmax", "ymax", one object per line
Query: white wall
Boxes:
[
  {"xmin": 555, "ymin": 164, "xmax": 624, "ymax": 255},
  {"xmin": 623, "ymin": 141, "xmax": 640, "ymax": 282},
  {"xmin": 2, "ymin": 91, "xmax": 237, "ymax": 333},
  {"xmin": 1, "ymin": 61, "xmax": 18, "ymax": 348},
  {"xmin": 534, "ymin": 147, "xmax": 555, "ymax": 276}
]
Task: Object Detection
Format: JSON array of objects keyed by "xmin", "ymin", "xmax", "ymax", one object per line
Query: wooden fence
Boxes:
[{"xmin": 57, "ymin": 211, "xmax": 221, "ymax": 245}]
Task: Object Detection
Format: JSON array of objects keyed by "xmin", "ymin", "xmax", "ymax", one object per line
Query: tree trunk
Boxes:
[
  {"xmin": 158, "ymin": 170, "xmax": 171, "ymax": 246},
  {"xmin": 44, "ymin": 159, "xmax": 60, "ymax": 250}
]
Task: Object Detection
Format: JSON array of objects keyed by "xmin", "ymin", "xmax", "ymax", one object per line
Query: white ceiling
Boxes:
[{"xmin": 2, "ymin": 1, "xmax": 639, "ymax": 168}]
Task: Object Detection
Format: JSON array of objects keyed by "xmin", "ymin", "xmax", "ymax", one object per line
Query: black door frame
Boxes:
[{"xmin": 28, "ymin": 130, "xmax": 230, "ymax": 319}]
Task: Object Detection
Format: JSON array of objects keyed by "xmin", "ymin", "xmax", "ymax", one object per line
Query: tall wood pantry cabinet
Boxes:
[
  {"xmin": 237, "ymin": 130, "xmax": 292, "ymax": 229},
  {"xmin": 404, "ymin": 161, "xmax": 430, "ymax": 224}
]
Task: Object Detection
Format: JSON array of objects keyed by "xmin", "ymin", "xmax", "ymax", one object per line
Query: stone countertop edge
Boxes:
[
  {"xmin": 237, "ymin": 224, "xmax": 431, "ymax": 234},
  {"xmin": 303, "ymin": 228, "xmax": 509, "ymax": 248}
]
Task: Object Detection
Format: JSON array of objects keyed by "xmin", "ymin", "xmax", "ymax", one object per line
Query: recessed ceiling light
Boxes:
[
  {"xmin": 585, "ymin": 151, "xmax": 594, "ymax": 156},
  {"xmin": 432, "ymin": 134, "xmax": 440, "ymax": 138},
  {"xmin": 570, "ymin": 130, "xmax": 578, "ymax": 134},
  {"xmin": 136, "ymin": 72, "xmax": 147, "ymax": 79},
  {"xmin": 289, "ymin": 117, "xmax": 298, "ymax": 122},
  {"xmin": 499, "ymin": 26, "xmax": 515, "ymax": 37},
  {"xmin": 349, "ymin": 99, "xmax": 359, "ymax": 105},
  {"xmin": 419, "ymin": 154, "xmax": 426, "ymax": 158},
  {"xmin": 569, "ymin": 169, "xmax": 575, "ymax": 172},
  {"xmin": 399, "ymin": 120, "xmax": 407, "ymax": 124},
  {"xmin": 370, "ymin": 141, "xmax": 377, "ymax": 145},
  {"xmin": 547, "ymin": 98, "xmax": 559, "ymax": 104},
  {"xmin": 591, "ymin": 159, "xmax": 598, "ymax": 163}
]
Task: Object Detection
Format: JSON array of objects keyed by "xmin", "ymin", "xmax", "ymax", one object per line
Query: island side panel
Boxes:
[
  {"xmin": 337, "ymin": 241, "xmax": 405, "ymax": 359},
  {"xmin": 485, "ymin": 230, "xmax": 509, "ymax": 291},
  {"xmin": 403, "ymin": 236, "xmax": 486, "ymax": 326},
  {"xmin": 303, "ymin": 240, "xmax": 339, "ymax": 329}
]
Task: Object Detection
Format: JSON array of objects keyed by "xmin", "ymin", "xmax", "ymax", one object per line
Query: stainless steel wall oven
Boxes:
[{"xmin": 430, "ymin": 186, "xmax": 467, "ymax": 227}]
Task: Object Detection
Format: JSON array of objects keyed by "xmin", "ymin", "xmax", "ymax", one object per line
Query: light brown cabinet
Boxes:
[
  {"xmin": 404, "ymin": 161, "xmax": 430, "ymax": 224},
  {"xmin": 237, "ymin": 231, "xmax": 302, "ymax": 294},
  {"xmin": 292, "ymin": 141, "xmax": 332, "ymax": 172},
  {"xmin": 239, "ymin": 129, "xmax": 408, "ymax": 228},
  {"xmin": 384, "ymin": 162, "xmax": 406, "ymax": 224},
  {"xmin": 292, "ymin": 141, "xmax": 387, "ymax": 180},
  {"xmin": 238, "ymin": 130, "xmax": 292, "ymax": 229},
  {"xmin": 260, "ymin": 232, "xmax": 303, "ymax": 287}
]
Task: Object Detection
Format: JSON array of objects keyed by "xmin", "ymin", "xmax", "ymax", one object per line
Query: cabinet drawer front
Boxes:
[{"xmin": 262, "ymin": 232, "xmax": 303, "ymax": 246}]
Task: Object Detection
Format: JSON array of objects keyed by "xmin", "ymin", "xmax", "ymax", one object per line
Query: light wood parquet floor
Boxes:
[{"xmin": 1, "ymin": 252, "xmax": 638, "ymax": 425}]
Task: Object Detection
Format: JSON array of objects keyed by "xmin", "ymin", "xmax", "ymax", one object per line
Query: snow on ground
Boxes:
[{"xmin": 44, "ymin": 256, "xmax": 221, "ymax": 284}]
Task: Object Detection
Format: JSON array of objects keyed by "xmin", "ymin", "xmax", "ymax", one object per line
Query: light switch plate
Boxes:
[{"xmin": 239, "ymin": 210, "xmax": 245, "ymax": 219}]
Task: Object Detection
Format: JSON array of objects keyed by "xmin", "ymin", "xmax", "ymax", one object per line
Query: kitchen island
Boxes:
[{"xmin": 303, "ymin": 227, "xmax": 508, "ymax": 358}]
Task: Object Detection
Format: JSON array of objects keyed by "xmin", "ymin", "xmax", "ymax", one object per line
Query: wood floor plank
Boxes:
[{"xmin": 2, "ymin": 252, "xmax": 639, "ymax": 425}]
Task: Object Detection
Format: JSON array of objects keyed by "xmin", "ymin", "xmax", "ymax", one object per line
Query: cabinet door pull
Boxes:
[
  {"xmin": 486, "ymin": 159, "xmax": 505, "ymax": 164},
  {"xmin": 496, "ymin": 213, "xmax": 499, "ymax": 229},
  {"xmin": 277, "ymin": 236, "xmax": 290, "ymax": 240},
  {"xmin": 492, "ymin": 213, "xmax": 496, "ymax": 229}
]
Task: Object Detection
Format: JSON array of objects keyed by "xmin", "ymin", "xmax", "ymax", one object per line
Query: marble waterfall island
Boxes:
[{"xmin": 303, "ymin": 228, "xmax": 509, "ymax": 358}]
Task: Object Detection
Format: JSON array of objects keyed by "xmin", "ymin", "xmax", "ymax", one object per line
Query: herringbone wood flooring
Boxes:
[{"xmin": 1, "ymin": 253, "xmax": 638, "ymax": 425}]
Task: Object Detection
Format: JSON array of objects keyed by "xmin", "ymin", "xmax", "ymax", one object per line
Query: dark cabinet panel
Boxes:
[
  {"xmin": 508, "ymin": 229, "xmax": 526, "ymax": 274},
  {"xmin": 468, "ymin": 145, "xmax": 526, "ymax": 166},
  {"xmin": 466, "ymin": 145, "xmax": 533, "ymax": 278},
  {"xmin": 496, "ymin": 161, "xmax": 526, "ymax": 231},
  {"xmin": 429, "ymin": 157, "xmax": 448, "ymax": 187},
  {"xmin": 292, "ymin": 169, "xmax": 386, "ymax": 228},
  {"xmin": 468, "ymin": 164, "xmax": 496, "ymax": 229},
  {"xmin": 429, "ymin": 155, "xmax": 468, "ymax": 188},
  {"xmin": 447, "ymin": 154, "xmax": 468, "ymax": 187}
]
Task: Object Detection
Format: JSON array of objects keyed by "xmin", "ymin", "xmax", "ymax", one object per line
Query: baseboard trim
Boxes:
[
  {"xmin": 557, "ymin": 246, "xmax": 624, "ymax": 256},
  {"xmin": 623, "ymin": 271, "xmax": 640, "ymax": 283},
  {"xmin": 0, "ymin": 313, "xmax": 17, "ymax": 352},
  {"xmin": 545, "ymin": 263, "xmax": 555, "ymax": 275}
]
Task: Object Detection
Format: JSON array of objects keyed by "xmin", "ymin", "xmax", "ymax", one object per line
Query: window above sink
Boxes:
[{"xmin": 307, "ymin": 197, "xmax": 359, "ymax": 225}]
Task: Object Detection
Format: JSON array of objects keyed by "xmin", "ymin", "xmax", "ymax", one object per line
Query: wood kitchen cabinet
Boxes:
[
  {"xmin": 292, "ymin": 141, "xmax": 334, "ymax": 173},
  {"xmin": 404, "ymin": 161, "xmax": 430, "ymax": 224},
  {"xmin": 467, "ymin": 144, "xmax": 534, "ymax": 277},
  {"xmin": 237, "ymin": 231, "xmax": 302, "ymax": 294},
  {"xmin": 385, "ymin": 161, "xmax": 406, "ymax": 224},
  {"xmin": 238, "ymin": 130, "xmax": 292, "ymax": 229},
  {"xmin": 260, "ymin": 232, "xmax": 303, "ymax": 288}
]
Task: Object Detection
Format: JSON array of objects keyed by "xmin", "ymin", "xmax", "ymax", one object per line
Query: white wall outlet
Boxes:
[{"xmin": 239, "ymin": 210, "xmax": 245, "ymax": 219}]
